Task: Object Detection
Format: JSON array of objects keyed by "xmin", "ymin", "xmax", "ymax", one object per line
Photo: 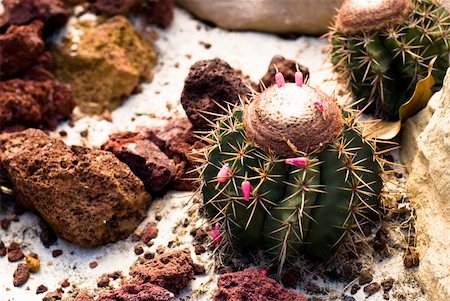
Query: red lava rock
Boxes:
[
  {"xmin": 97, "ymin": 274, "xmax": 110, "ymax": 287},
  {"xmin": 141, "ymin": 0, "xmax": 174, "ymax": 28},
  {"xmin": 60, "ymin": 278, "xmax": 70, "ymax": 288},
  {"xmin": 130, "ymin": 248, "xmax": 204, "ymax": 293},
  {"xmin": 7, "ymin": 242, "xmax": 20, "ymax": 252},
  {"xmin": 13, "ymin": 263, "xmax": 30, "ymax": 287},
  {"xmin": 180, "ymin": 58, "xmax": 251, "ymax": 130},
  {"xmin": 1, "ymin": 0, "xmax": 72, "ymax": 32},
  {"xmin": 140, "ymin": 222, "xmax": 158, "ymax": 244},
  {"xmin": 52, "ymin": 249, "xmax": 63, "ymax": 258},
  {"xmin": 36, "ymin": 284, "xmax": 49, "ymax": 294},
  {"xmin": 214, "ymin": 268, "xmax": 307, "ymax": 301},
  {"xmin": 90, "ymin": 0, "xmax": 141, "ymax": 15},
  {"xmin": 358, "ymin": 269, "xmax": 373, "ymax": 285},
  {"xmin": 43, "ymin": 289, "xmax": 63, "ymax": 301},
  {"xmin": 72, "ymin": 292, "xmax": 95, "ymax": 301},
  {"xmin": 1, "ymin": 218, "xmax": 11, "ymax": 230},
  {"xmin": 363, "ymin": 282, "xmax": 381, "ymax": 296},
  {"xmin": 102, "ymin": 132, "xmax": 176, "ymax": 195},
  {"xmin": 258, "ymin": 55, "xmax": 309, "ymax": 91},
  {"xmin": 0, "ymin": 75, "xmax": 74, "ymax": 130},
  {"xmin": 89, "ymin": 261, "xmax": 98, "ymax": 269},
  {"xmin": 142, "ymin": 117, "xmax": 202, "ymax": 191},
  {"xmin": 8, "ymin": 249, "xmax": 25, "ymax": 262},
  {"xmin": 0, "ymin": 20, "xmax": 45, "ymax": 79},
  {"xmin": 97, "ymin": 283, "xmax": 175, "ymax": 301},
  {"xmin": 0, "ymin": 129, "xmax": 151, "ymax": 248}
]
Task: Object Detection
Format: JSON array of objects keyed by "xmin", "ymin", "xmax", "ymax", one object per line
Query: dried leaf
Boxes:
[{"xmin": 363, "ymin": 58, "xmax": 436, "ymax": 140}]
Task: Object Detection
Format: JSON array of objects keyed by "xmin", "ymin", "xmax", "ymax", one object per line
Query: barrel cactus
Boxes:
[
  {"xmin": 197, "ymin": 72, "xmax": 384, "ymax": 272},
  {"xmin": 330, "ymin": 0, "xmax": 450, "ymax": 120}
]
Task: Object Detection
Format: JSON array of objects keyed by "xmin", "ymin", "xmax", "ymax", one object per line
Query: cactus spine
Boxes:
[
  {"xmin": 197, "ymin": 72, "xmax": 384, "ymax": 271},
  {"xmin": 330, "ymin": 0, "xmax": 450, "ymax": 120}
]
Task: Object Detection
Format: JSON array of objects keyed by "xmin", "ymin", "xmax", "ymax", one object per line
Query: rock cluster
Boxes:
[
  {"xmin": 51, "ymin": 16, "xmax": 157, "ymax": 114},
  {"xmin": 0, "ymin": 129, "xmax": 151, "ymax": 248},
  {"xmin": 96, "ymin": 283, "xmax": 175, "ymax": 301},
  {"xmin": 401, "ymin": 68, "xmax": 450, "ymax": 300}
]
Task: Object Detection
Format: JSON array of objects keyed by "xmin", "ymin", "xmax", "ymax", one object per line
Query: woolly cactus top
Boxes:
[
  {"xmin": 244, "ymin": 73, "xmax": 343, "ymax": 156},
  {"xmin": 336, "ymin": 0, "xmax": 413, "ymax": 34}
]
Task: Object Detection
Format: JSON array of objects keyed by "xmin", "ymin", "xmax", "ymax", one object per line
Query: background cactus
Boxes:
[
  {"xmin": 197, "ymin": 72, "xmax": 384, "ymax": 272},
  {"xmin": 329, "ymin": 0, "xmax": 450, "ymax": 120}
]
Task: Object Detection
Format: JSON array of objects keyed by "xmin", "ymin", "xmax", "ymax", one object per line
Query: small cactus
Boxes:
[
  {"xmin": 196, "ymin": 72, "xmax": 384, "ymax": 272},
  {"xmin": 329, "ymin": 0, "xmax": 450, "ymax": 120}
]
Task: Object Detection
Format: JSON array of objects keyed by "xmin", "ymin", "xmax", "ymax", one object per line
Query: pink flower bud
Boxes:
[
  {"xmin": 275, "ymin": 72, "xmax": 285, "ymax": 88},
  {"xmin": 241, "ymin": 180, "xmax": 252, "ymax": 201},
  {"xmin": 285, "ymin": 157, "xmax": 308, "ymax": 167},
  {"xmin": 217, "ymin": 163, "xmax": 230, "ymax": 183},
  {"xmin": 260, "ymin": 269, "xmax": 269, "ymax": 276},
  {"xmin": 314, "ymin": 100, "xmax": 325, "ymax": 112},
  {"xmin": 210, "ymin": 223, "xmax": 222, "ymax": 244},
  {"xmin": 295, "ymin": 71, "xmax": 303, "ymax": 87}
]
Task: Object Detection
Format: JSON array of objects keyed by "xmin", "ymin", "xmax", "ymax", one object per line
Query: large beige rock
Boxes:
[
  {"xmin": 401, "ymin": 68, "xmax": 450, "ymax": 301},
  {"xmin": 176, "ymin": 0, "xmax": 344, "ymax": 35}
]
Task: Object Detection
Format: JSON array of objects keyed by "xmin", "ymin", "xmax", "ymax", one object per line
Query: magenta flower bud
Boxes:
[
  {"xmin": 295, "ymin": 71, "xmax": 303, "ymax": 87},
  {"xmin": 285, "ymin": 157, "xmax": 308, "ymax": 167},
  {"xmin": 314, "ymin": 100, "xmax": 325, "ymax": 112},
  {"xmin": 275, "ymin": 72, "xmax": 285, "ymax": 88},
  {"xmin": 217, "ymin": 163, "xmax": 230, "ymax": 183},
  {"xmin": 210, "ymin": 223, "xmax": 222, "ymax": 244},
  {"xmin": 260, "ymin": 269, "xmax": 269, "ymax": 276},
  {"xmin": 241, "ymin": 180, "xmax": 252, "ymax": 201}
]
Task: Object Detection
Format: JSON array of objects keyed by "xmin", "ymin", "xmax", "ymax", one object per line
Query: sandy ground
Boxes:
[{"xmin": 0, "ymin": 7, "xmax": 426, "ymax": 301}]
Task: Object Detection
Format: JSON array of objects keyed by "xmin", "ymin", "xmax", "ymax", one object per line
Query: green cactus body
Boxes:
[
  {"xmin": 330, "ymin": 0, "xmax": 449, "ymax": 120},
  {"xmin": 199, "ymin": 79, "xmax": 383, "ymax": 269}
]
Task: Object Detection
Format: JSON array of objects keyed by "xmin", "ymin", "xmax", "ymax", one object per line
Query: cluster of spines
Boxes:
[{"xmin": 330, "ymin": 0, "xmax": 450, "ymax": 119}]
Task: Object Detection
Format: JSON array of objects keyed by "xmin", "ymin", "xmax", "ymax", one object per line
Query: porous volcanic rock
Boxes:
[
  {"xmin": 0, "ymin": 129, "xmax": 151, "ymax": 248},
  {"xmin": 401, "ymin": 68, "xmax": 450, "ymax": 300},
  {"xmin": 0, "ymin": 73, "xmax": 74, "ymax": 130},
  {"xmin": 180, "ymin": 58, "xmax": 250, "ymax": 130},
  {"xmin": 51, "ymin": 16, "xmax": 156, "ymax": 114},
  {"xmin": 142, "ymin": 117, "xmax": 202, "ymax": 190},
  {"xmin": 90, "ymin": 0, "xmax": 143, "ymax": 15},
  {"xmin": 176, "ymin": 0, "xmax": 343, "ymax": 35},
  {"xmin": 97, "ymin": 283, "xmax": 175, "ymax": 301},
  {"xmin": 101, "ymin": 132, "xmax": 176, "ymax": 195},
  {"xmin": 141, "ymin": 0, "xmax": 174, "ymax": 28},
  {"xmin": 0, "ymin": 20, "xmax": 45, "ymax": 79},
  {"xmin": 0, "ymin": 0, "xmax": 71, "ymax": 32},
  {"xmin": 258, "ymin": 55, "xmax": 310, "ymax": 91},
  {"xmin": 130, "ymin": 248, "xmax": 204, "ymax": 293},
  {"xmin": 214, "ymin": 269, "xmax": 307, "ymax": 301}
]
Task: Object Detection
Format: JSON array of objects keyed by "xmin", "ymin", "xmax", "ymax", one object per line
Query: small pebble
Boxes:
[
  {"xmin": 359, "ymin": 270, "xmax": 373, "ymax": 285},
  {"xmin": 134, "ymin": 245, "xmax": 144, "ymax": 255},
  {"xmin": 1, "ymin": 218, "xmax": 11, "ymax": 230},
  {"xmin": 350, "ymin": 284, "xmax": 360, "ymax": 295},
  {"xmin": 13, "ymin": 263, "xmax": 30, "ymax": 287},
  {"xmin": 306, "ymin": 283, "xmax": 322, "ymax": 293},
  {"xmin": 60, "ymin": 279, "xmax": 70, "ymax": 288},
  {"xmin": 89, "ymin": 261, "xmax": 98, "ymax": 269},
  {"xmin": 97, "ymin": 274, "xmax": 110, "ymax": 288},
  {"xmin": 381, "ymin": 277, "xmax": 395, "ymax": 291},
  {"xmin": 52, "ymin": 249, "xmax": 63, "ymax": 258},
  {"xmin": 364, "ymin": 283, "xmax": 381, "ymax": 296},
  {"xmin": 36, "ymin": 284, "xmax": 48, "ymax": 294},
  {"xmin": 8, "ymin": 249, "xmax": 24, "ymax": 262},
  {"xmin": 26, "ymin": 255, "xmax": 41, "ymax": 273}
]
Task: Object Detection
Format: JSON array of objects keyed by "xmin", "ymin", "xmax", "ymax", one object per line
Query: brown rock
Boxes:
[
  {"xmin": 52, "ymin": 249, "xmax": 63, "ymax": 258},
  {"xmin": 89, "ymin": 261, "xmax": 98, "ymax": 269},
  {"xmin": 363, "ymin": 282, "xmax": 381, "ymax": 296},
  {"xmin": 102, "ymin": 132, "xmax": 176, "ymax": 195},
  {"xmin": 13, "ymin": 263, "xmax": 30, "ymax": 287},
  {"xmin": 259, "ymin": 55, "xmax": 309, "ymax": 91},
  {"xmin": 130, "ymin": 248, "xmax": 203, "ymax": 293},
  {"xmin": 36, "ymin": 284, "xmax": 48, "ymax": 294},
  {"xmin": 97, "ymin": 283, "xmax": 175, "ymax": 301},
  {"xmin": 91, "ymin": 0, "xmax": 142, "ymax": 15},
  {"xmin": 0, "ymin": 20, "xmax": 45, "ymax": 79},
  {"xmin": 404, "ymin": 248, "xmax": 420, "ymax": 268},
  {"xmin": 381, "ymin": 277, "xmax": 394, "ymax": 292},
  {"xmin": 141, "ymin": 0, "xmax": 174, "ymax": 28},
  {"xmin": 180, "ymin": 58, "xmax": 250, "ymax": 130},
  {"xmin": 358, "ymin": 270, "xmax": 373, "ymax": 285},
  {"xmin": 97, "ymin": 274, "xmax": 110, "ymax": 287},
  {"xmin": 140, "ymin": 222, "xmax": 158, "ymax": 244},
  {"xmin": 1, "ymin": 0, "xmax": 71, "ymax": 32},
  {"xmin": 214, "ymin": 269, "xmax": 307, "ymax": 301},
  {"xmin": 0, "ymin": 76, "xmax": 74, "ymax": 130},
  {"xmin": 0, "ymin": 129, "xmax": 152, "ymax": 248},
  {"xmin": 43, "ymin": 289, "xmax": 63, "ymax": 301},
  {"xmin": 8, "ymin": 249, "xmax": 24, "ymax": 262}
]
